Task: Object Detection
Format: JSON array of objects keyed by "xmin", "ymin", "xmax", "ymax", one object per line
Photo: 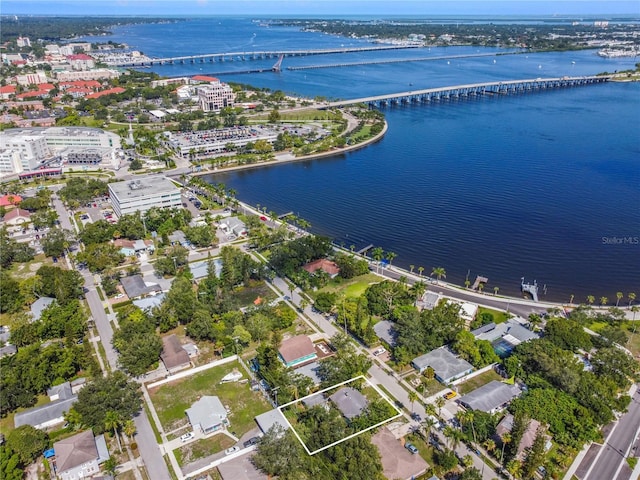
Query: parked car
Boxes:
[
  {"xmin": 225, "ymin": 446, "xmax": 240, "ymax": 455},
  {"xmin": 180, "ymin": 432, "xmax": 194, "ymax": 442},
  {"xmin": 243, "ymin": 437, "xmax": 260, "ymax": 448},
  {"xmin": 373, "ymin": 347, "xmax": 386, "ymax": 356},
  {"xmin": 405, "ymin": 443, "xmax": 418, "ymax": 454},
  {"xmin": 444, "ymin": 391, "xmax": 457, "ymax": 400}
]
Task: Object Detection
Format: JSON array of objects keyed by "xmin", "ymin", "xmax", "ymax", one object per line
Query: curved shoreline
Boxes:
[{"xmin": 187, "ymin": 120, "xmax": 389, "ymax": 178}]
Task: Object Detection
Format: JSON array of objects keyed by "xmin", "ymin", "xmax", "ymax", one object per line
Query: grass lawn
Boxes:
[
  {"xmin": 477, "ymin": 306, "xmax": 510, "ymax": 324},
  {"xmin": 314, "ymin": 273, "xmax": 382, "ymax": 299},
  {"xmin": 231, "ymin": 280, "xmax": 277, "ymax": 307},
  {"xmin": 173, "ymin": 434, "xmax": 235, "ymax": 466},
  {"xmin": 456, "ymin": 369, "xmax": 503, "ymax": 395},
  {"xmin": 0, "ymin": 394, "xmax": 50, "ymax": 436},
  {"xmin": 149, "ymin": 361, "xmax": 270, "ymax": 435},
  {"xmin": 405, "ymin": 432, "xmax": 439, "ymax": 472}
]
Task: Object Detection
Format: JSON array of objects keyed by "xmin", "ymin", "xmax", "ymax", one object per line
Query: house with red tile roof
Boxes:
[
  {"xmin": 0, "ymin": 194, "xmax": 22, "ymax": 208},
  {"xmin": 2, "ymin": 208, "xmax": 31, "ymax": 226},
  {"xmin": 0, "ymin": 85, "xmax": 17, "ymax": 99},
  {"xmin": 303, "ymin": 258, "xmax": 341, "ymax": 278},
  {"xmin": 85, "ymin": 87, "xmax": 125, "ymax": 99}
]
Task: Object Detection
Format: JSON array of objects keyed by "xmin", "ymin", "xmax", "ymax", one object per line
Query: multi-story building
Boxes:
[
  {"xmin": 0, "ymin": 127, "xmax": 121, "ymax": 175},
  {"xmin": 197, "ymin": 78, "xmax": 235, "ymax": 112},
  {"xmin": 108, "ymin": 175, "xmax": 182, "ymax": 217},
  {"xmin": 17, "ymin": 37, "xmax": 31, "ymax": 48},
  {"xmin": 66, "ymin": 53, "xmax": 96, "ymax": 70},
  {"xmin": 55, "ymin": 68, "xmax": 121, "ymax": 82},
  {"xmin": 15, "ymin": 71, "xmax": 48, "ymax": 86}
]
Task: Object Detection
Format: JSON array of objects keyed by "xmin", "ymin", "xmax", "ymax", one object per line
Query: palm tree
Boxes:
[
  {"xmin": 494, "ymin": 286, "xmax": 500, "ymax": 296},
  {"xmin": 587, "ymin": 295, "xmax": 595, "ymax": 305},
  {"xmin": 500, "ymin": 433, "xmax": 512, "ymax": 463},
  {"xmin": 123, "ymin": 419, "xmax": 137, "ymax": 441},
  {"xmin": 105, "ymin": 410, "xmax": 123, "ymax": 453},
  {"xmin": 371, "ymin": 247, "xmax": 384, "ymax": 273},
  {"xmin": 420, "ymin": 417, "xmax": 436, "ymax": 441},
  {"xmin": 616, "ymin": 292, "xmax": 624, "ymax": 307},
  {"xmin": 102, "ymin": 457, "xmax": 118, "ymax": 477},
  {"xmin": 458, "ymin": 410, "xmax": 477, "ymax": 444},
  {"xmin": 350, "ymin": 244, "xmax": 355, "ymax": 253},
  {"xmin": 408, "ymin": 390, "xmax": 419, "ymax": 414},
  {"xmin": 63, "ymin": 407, "xmax": 83, "ymax": 430},
  {"xmin": 483, "ymin": 439, "xmax": 496, "ymax": 456},
  {"xmin": 385, "ymin": 251, "xmax": 397, "ymax": 266},
  {"xmin": 409, "ymin": 264, "xmax": 415, "ymax": 274},
  {"xmin": 435, "ymin": 396, "xmax": 445, "ymax": 416},
  {"xmin": 600, "ymin": 296, "xmax": 608, "ymax": 306},
  {"xmin": 444, "ymin": 426, "xmax": 464, "ymax": 450},
  {"xmin": 412, "ymin": 280, "xmax": 427, "ymax": 303},
  {"xmin": 506, "ymin": 459, "xmax": 523, "ymax": 479},
  {"xmin": 418, "ymin": 266, "xmax": 424, "ymax": 277},
  {"xmin": 569, "ymin": 294, "xmax": 575, "ymax": 305},
  {"xmin": 431, "ymin": 267, "xmax": 446, "ymax": 284},
  {"xmin": 629, "ymin": 292, "xmax": 637, "ymax": 309},
  {"xmin": 465, "ymin": 279, "xmax": 471, "ymax": 289}
]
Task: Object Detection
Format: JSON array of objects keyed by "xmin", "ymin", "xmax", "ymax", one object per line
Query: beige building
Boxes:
[{"xmin": 197, "ymin": 79, "xmax": 235, "ymax": 112}]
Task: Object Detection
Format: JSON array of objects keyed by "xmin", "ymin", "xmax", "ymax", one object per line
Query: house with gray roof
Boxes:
[
  {"xmin": 220, "ymin": 217, "xmax": 247, "ymax": 237},
  {"xmin": 459, "ymin": 380, "xmax": 522, "ymax": 414},
  {"xmin": 411, "ymin": 348, "xmax": 474, "ymax": 383},
  {"xmin": 329, "ymin": 387, "xmax": 368, "ymax": 420},
  {"xmin": 120, "ymin": 275, "xmax": 161, "ymax": 299},
  {"xmin": 132, "ymin": 293, "xmax": 165, "ymax": 312},
  {"xmin": 472, "ymin": 319, "xmax": 539, "ymax": 357},
  {"xmin": 186, "ymin": 395, "xmax": 229, "ymax": 434},
  {"xmin": 14, "ymin": 395, "xmax": 77, "ymax": 430},
  {"xmin": 255, "ymin": 409, "xmax": 290, "ymax": 435},
  {"xmin": 301, "ymin": 393, "xmax": 327, "ymax": 409},
  {"xmin": 53, "ymin": 429, "xmax": 109, "ymax": 480},
  {"xmin": 31, "ymin": 297, "xmax": 55, "ymax": 321},
  {"xmin": 160, "ymin": 334, "xmax": 190, "ymax": 373},
  {"xmin": 373, "ymin": 320, "xmax": 397, "ymax": 347}
]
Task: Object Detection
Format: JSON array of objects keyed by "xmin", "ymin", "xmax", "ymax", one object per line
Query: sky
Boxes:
[{"xmin": 2, "ymin": 0, "xmax": 639, "ymax": 16}]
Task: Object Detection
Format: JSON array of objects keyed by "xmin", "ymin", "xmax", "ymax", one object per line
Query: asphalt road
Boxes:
[{"xmin": 582, "ymin": 387, "xmax": 640, "ymax": 480}]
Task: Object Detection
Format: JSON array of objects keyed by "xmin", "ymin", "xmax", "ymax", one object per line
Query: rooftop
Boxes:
[
  {"xmin": 120, "ymin": 275, "xmax": 161, "ymax": 299},
  {"xmin": 302, "ymin": 258, "xmax": 340, "ymax": 276},
  {"xmin": 160, "ymin": 334, "xmax": 190, "ymax": 370},
  {"xmin": 329, "ymin": 387, "xmax": 368, "ymax": 420},
  {"xmin": 472, "ymin": 319, "xmax": 539, "ymax": 344},
  {"xmin": 279, "ymin": 335, "xmax": 317, "ymax": 366},
  {"xmin": 459, "ymin": 380, "xmax": 522, "ymax": 413},
  {"xmin": 14, "ymin": 395, "xmax": 77, "ymax": 428},
  {"xmin": 108, "ymin": 175, "xmax": 180, "ymax": 201},
  {"xmin": 186, "ymin": 396, "xmax": 227, "ymax": 432},
  {"xmin": 371, "ymin": 427, "xmax": 429, "ymax": 480},
  {"xmin": 53, "ymin": 430, "xmax": 97, "ymax": 473},
  {"xmin": 255, "ymin": 409, "xmax": 290, "ymax": 434},
  {"xmin": 412, "ymin": 348, "xmax": 474, "ymax": 382},
  {"xmin": 373, "ymin": 320, "xmax": 397, "ymax": 346},
  {"xmin": 30, "ymin": 296, "xmax": 55, "ymax": 321}
]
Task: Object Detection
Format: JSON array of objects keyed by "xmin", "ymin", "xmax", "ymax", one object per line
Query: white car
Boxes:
[
  {"xmin": 224, "ymin": 446, "xmax": 240, "ymax": 455},
  {"xmin": 373, "ymin": 347, "xmax": 386, "ymax": 356},
  {"xmin": 180, "ymin": 432, "xmax": 194, "ymax": 442}
]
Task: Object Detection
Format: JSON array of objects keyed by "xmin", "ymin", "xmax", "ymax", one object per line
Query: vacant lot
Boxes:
[
  {"xmin": 149, "ymin": 361, "xmax": 270, "ymax": 435},
  {"xmin": 174, "ymin": 434, "xmax": 235, "ymax": 466},
  {"xmin": 456, "ymin": 369, "xmax": 503, "ymax": 395},
  {"xmin": 313, "ymin": 273, "xmax": 382, "ymax": 300}
]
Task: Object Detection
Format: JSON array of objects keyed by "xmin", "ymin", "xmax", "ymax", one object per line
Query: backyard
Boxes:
[
  {"xmin": 455, "ymin": 369, "xmax": 503, "ymax": 396},
  {"xmin": 148, "ymin": 361, "xmax": 270, "ymax": 436},
  {"xmin": 173, "ymin": 434, "xmax": 235, "ymax": 466}
]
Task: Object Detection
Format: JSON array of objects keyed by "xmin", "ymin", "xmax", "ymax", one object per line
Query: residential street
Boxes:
[{"xmin": 51, "ymin": 194, "xmax": 172, "ymax": 480}]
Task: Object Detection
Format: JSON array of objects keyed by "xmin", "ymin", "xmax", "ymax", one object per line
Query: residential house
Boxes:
[
  {"xmin": 0, "ymin": 194, "xmax": 22, "ymax": 208},
  {"xmin": 278, "ymin": 335, "xmax": 317, "ymax": 368},
  {"xmin": 160, "ymin": 334, "xmax": 191, "ymax": 373},
  {"xmin": 472, "ymin": 318, "xmax": 540, "ymax": 357},
  {"xmin": 186, "ymin": 395, "xmax": 229, "ymax": 434},
  {"xmin": 496, "ymin": 413, "xmax": 547, "ymax": 460},
  {"xmin": 329, "ymin": 387, "xmax": 368, "ymax": 420},
  {"xmin": 15, "ymin": 381, "xmax": 77, "ymax": 430},
  {"xmin": 373, "ymin": 320, "xmax": 397, "ymax": 347},
  {"xmin": 411, "ymin": 348, "xmax": 474, "ymax": 383},
  {"xmin": 220, "ymin": 217, "xmax": 247, "ymax": 237},
  {"xmin": 302, "ymin": 258, "xmax": 340, "ymax": 278},
  {"xmin": 458, "ymin": 380, "xmax": 522, "ymax": 414},
  {"xmin": 31, "ymin": 297, "xmax": 56, "ymax": 321},
  {"xmin": 371, "ymin": 427, "xmax": 429, "ymax": 480},
  {"xmin": 120, "ymin": 275, "xmax": 161, "ymax": 299},
  {"xmin": 254, "ymin": 409, "xmax": 290, "ymax": 435},
  {"xmin": 53, "ymin": 430, "xmax": 109, "ymax": 480}
]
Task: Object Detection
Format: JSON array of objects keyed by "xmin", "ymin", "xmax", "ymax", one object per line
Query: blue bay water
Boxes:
[{"xmin": 84, "ymin": 17, "xmax": 640, "ymax": 301}]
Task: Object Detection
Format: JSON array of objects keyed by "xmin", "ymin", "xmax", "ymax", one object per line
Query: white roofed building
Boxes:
[{"xmin": 108, "ymin": 175, "xmax": 182, "ymax": 216}]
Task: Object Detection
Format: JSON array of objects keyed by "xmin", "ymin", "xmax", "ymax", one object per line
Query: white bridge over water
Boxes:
[
  {"xmin": 104, "ymin": 45, "xmax": 421, "ymax": 67},
  {"xmin": 323, "ymin": 75, "xmax": 611, "ymax": 109}
]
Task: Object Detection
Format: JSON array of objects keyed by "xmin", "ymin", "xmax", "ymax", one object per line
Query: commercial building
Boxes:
[
  {"xmin": 196, "ymin": 78, "xmax": 235, "ymax": 112},
  {"xmin": 55, "ymin": 68, "xmax": 121, "ymax": 82},
  {"xmin": 108, "ymin": 175, "xmax": 182, "ymax": 216},
  {"xmin": 0, "ymin": 127, "xmax": 121, "ymax": 175}
]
